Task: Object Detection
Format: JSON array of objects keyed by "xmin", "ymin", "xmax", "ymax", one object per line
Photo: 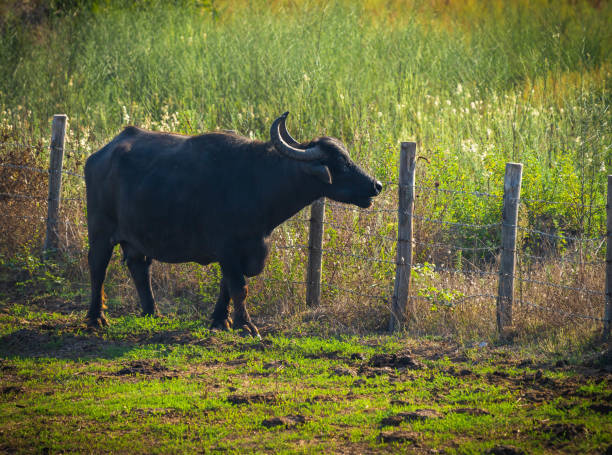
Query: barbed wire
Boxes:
[
  {"xmin": 415, "ymin": 185, "xmax": 501, "ymax": 199},
  {"xmin": 0, "ymin": 162, "xmax": 85, "ymax": 179},
  {"xmin": 324, "ymin": 182, "xmax": 605, "ymax": 212},
  {"xmin": 0, "ymin": 162, "xmax": 48, "ymax": 174},
  {"xmin": 3, "ymin": 213, "xmax": 46, "ymax": 221},
  {"xmin": 414, "ymin": 239, "xmax": 497, "ymax": 252},
  {"xmin": 0, "ymin": 141, "xmax": 94, "ymax": 158},
  {"xmin": 409, "ymin": 293, "xmax": 498, "ymax": 306},
  {"xmin": 0, "ymin": 141, "xmax": 45, "ymax": 149},
  {"xmin": 254, "ymin": 272, "xmax": 392, "ymax": 301},
  {"xmin": 321, "ymin": 220, "xmax": 397, "ymax": 242},
  {"xmin": 410, "ymin": 289, "xmax": 605, "ymax": 323},
  {"xmin": 389, "ymin": 179, "xmax": 605, "ymax": 211},
  {"xmin": 413, "ymin": 216, "xmax": 500, "ymax": 230},
  {"xmin": 272, "ymin": 244, "xmax": 308, "ymax": 251},
  {"xmin": 326, "ymin": 200, "xmax": 397, "ymax": 214},
  {"xmin": 455, "ymin": 293, "xmax": 498, "ymax": 302},
  {"xmin": 258, "ymin": 277, "xmax": 308, "ymax": 287},
  {"xmin": 272, "ymin": 242, "xmax": 395, "ymax": 265},
  {"xmin": 515, "ymin": 276, "xmax": 605, "ymax": 296},
  {"xmin": 0, "ymin": 192, "xmax": 85, "ymax": 202},
  {"xmin": 321, "ymin": 247, "xmax": 396, "ymax": 265},
  {"xmin": 519, "ymin": 226, "xmax": 606, "ymax": 243},
  {"xmin": 0, "ymin": 192, "xmax": 46, "ymax": 201},
  {"xmin": 432, "ymin": 265, "xmax": 498, "ymax": 277},
  {"xmin": 517, "ymin": 196, "xmax": 606, "ymax": 210},
  {"xmin": 516, "ymin": 299, "xmax": 606, "ymax": 322},
  {"xmin": 62, "ymin": 170, "xmax": 85, "ymax": 179},
  {"xmin": 283, "ymin": 217, "xmax": 311, "ymax": 225},
  {"xmin": 321, "ymin": 282, "xmax": 389, "ymax": 300},
  {"xmin": 64, "ymin": 148, "xmax": 92, "ymax": 156},
  {"xmin": 257, "ymin": 277, "xmax": 390, "ymax": 302},
  {"xmin": 518, "ymin": 252, "xmax": 603, "ymax": 266}
]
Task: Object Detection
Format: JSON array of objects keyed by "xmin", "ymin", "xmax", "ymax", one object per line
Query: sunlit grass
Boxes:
[{"xmin": 1, "ymin": 308, "xmax": 611, "ymax": 453}]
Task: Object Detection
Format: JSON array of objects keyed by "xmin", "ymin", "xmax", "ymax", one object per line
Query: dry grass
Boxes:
[{"xmin": 0, "ymin": 142, "xmax": 48, "ymax": 255}]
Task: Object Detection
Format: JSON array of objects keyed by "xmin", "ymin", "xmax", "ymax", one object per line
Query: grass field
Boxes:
[{"xmin": 1, "ymin": 298, "xmax": 611, "ymax": 454}]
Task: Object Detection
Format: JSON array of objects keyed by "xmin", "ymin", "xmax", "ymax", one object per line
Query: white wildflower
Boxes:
[
  {"xmin": 461, "ymin": 139, "xmax": 478, "ymax": 156},
  {"xmin": 122, "ymin": 105, "xmax": 130, "ymax": 124}
]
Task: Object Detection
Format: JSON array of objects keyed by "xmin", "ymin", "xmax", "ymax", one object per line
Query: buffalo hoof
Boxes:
[
  {"xmin": 210, "ymin": 317, "xmax": 232, "ymax": 331},
  {"xmin": 237, "ymin": 322, "xmax": 261, "ymax": 340},
  {"xmin": 86, "ymin": 314, "xmax": 109, "ymax": 328}
]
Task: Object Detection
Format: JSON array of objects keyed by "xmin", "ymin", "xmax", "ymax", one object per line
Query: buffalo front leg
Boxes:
[
  {"xmin": 210, "ymin": 278, "xmax": 232, "ymax": 331},
  {"xmin": 86, "ymin": 239, "xmax": 114, "ymax": 327},
  {"xmin": 125, "ymin": 253, "xmax": 157, "ymax": 317},
  {"xmin": 220, "ymin": 264, "xmax": 260, "ymax": 338}
]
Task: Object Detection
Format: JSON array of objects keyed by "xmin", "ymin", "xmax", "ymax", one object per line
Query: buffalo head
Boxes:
[{"xmin": 270, "ymin": 112, "xmax": 382, "ymax": 208}]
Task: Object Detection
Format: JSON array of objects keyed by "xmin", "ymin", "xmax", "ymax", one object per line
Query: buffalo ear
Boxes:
[{"xmin": 305, "ymin": 163, "xmax": 332, "ymax": 184}]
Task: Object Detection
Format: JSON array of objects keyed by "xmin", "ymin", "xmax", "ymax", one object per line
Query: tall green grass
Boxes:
[{"xmin": 2, "ymin": 1, "xmax": 610, "ymax": 218}]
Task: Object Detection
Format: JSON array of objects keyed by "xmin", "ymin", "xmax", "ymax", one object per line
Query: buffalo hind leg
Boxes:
[
  {"xmin": 232, "ymin": 283, "xmax": 260, "ymax": 338},
  {"xmin": 210, "ymin": 278, "xmax": 232, "ymax": 331},
  {"xmin": 86, "ymin": 238, "xmax": 114, "ymax": 327},
  {"xmin": 220, "ymin": 263, "xmax": 260, "ymax": 338},
  {"xmin": 124, "ymin": 249, "xmax": 157, "ymax": 316}
]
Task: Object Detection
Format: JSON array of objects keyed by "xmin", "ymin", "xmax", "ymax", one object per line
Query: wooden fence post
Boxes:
[
  {"xmin": 389, "ymin": 142, "xmax": 416, "ymax": 332},
  {"xmin": 604, "ymin": 175, "xmax": 612, "ymax": 340},
  {"xmin": 43, "ymin": 114, "xmax": 67, "ymax": 257},
  {"xmin": 497, "ymin": 162, "xmax": 523, "ymax": 333},
  {"xmin": 306, "ymin": 198, "xmax": 325, "ymax": 306}
]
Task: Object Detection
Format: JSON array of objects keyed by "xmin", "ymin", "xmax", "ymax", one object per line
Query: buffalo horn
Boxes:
[
  {"xmin": 279, "ymin": 115, "xmax": 302, "ymax": 148},
  {"xmin": 270, "ymin": 112, "xmax": 324, "ymax": 161}
]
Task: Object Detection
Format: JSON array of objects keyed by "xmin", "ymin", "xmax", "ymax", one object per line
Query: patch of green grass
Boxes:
[{"xmin": 1, "ymin": 307, "xmax": 610, "ymax": 454}]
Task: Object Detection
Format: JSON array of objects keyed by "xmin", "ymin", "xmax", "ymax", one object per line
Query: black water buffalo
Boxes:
[{"xmin": 84, "ymin": 112, "xmax": 382, "ymax": 336}]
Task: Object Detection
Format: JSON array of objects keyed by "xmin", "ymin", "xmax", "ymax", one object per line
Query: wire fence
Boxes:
[{"xmin": 1, "ymin": 131, "xmax": 610, "ymax": 337}]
